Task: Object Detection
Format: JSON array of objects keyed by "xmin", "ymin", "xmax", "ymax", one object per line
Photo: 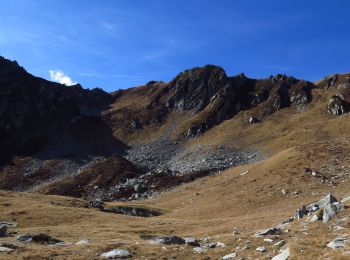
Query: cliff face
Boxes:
[
  {"xmin": 156, "ymin": 65, "xmax": 313, "ymax": 137},
  {"xmin": 0, "ymin": 57, "xmax": 117, "ymax": 160}
]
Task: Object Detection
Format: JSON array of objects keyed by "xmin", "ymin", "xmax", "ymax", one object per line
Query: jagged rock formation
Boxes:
[
  {"xmin": 157, "ymin": 65, "xmax": 313, "ymax": 137},
  {"xmin": 0, "ymin": 56, "xmax": 124, "ymax": 162}
]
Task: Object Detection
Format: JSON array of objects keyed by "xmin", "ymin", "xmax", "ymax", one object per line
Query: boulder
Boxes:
[
  {"xmin": 100, "ymin": 248, "xmax": 131, "ymax": 259},
  {"xmin": 184, "ymin": 237, "xmax": 200, "ymax": 247},
  {"xmin": 222, "ymin": 252, "xmax": 237, "ymax": 259},
  {"xmin": 248, "ymin": 117, "xmax": 260, "ymax": 124},
  {"xmin": 325, "ymin": 74, "xmax": 338, "ymax": 89},
  {"xmin": 17, "ymin": 234, "xmax": 63, "ymax": 245},
  {"xmin": 0, "ymin": 246, "xmax": 13, "ymax": 252},
  {"xmin": 0, "ymin": 225, "xmax": 7, "ymax": 237},
  {"xmin": 272, "ymin": 248, "xmax": 290, "ymax": 260},
  {"xmin": 323, "ymin": 202, "xmax": 343, "ymax": 222},
  {"xmin": 75, "ymin": 239, "xmax": 89, "ymax": 245},
  {"xmin": 255, "ymin": 227, "xmax": 283, "ymax": 237},
  {"xmin": 153, "ymin": 236, "xmax": 185, "ymax": 245},
  {"xmin": 0, "ymin": 221, "xmax": 17, "ymax": 227},
  {"xmin": 327, "ymin": 95, "xmax": 346, "ymax": 115},
  {"xmin": 337, "ymin": 82, "xmax": 350, "ymax": 89},
  {"xmin": 306, "ymin": 193, "xmax": 338, "ymax": 211},
  {"xmin": 295, "ymin": 205, "xmax": 307, "ymax": 219},
  {"xmin": 327, "ymin": 237, "xmax": 349, "ymax": 249},
  {"xmin": 89, "ymin": 200, "xmax": 106, "ymax": 209},
  {"xmin": 274, "ymin": 240, "xmax": 286, "ymax": 248},
  {"xmin": 193, "ymin": 247, "xmax": 208, "ymax": 254},
  {"xmin": 256, "ymin": 246, "xmax": 267, "ymax": 252}
]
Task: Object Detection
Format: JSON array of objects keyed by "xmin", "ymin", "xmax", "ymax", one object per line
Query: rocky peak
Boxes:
[
  {"xmin": 0, "ymin": 57, "xmax": 115, "ymax": 159},
  {"xmin": 166, "ymin": 65, "xmax": 229, "ymax": 111}
]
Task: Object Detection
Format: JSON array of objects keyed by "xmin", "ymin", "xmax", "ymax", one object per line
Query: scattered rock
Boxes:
[
  {"xmin": 256, "ymin": 246, "xmax": 267, "ymax": 252},
  {"xmin": 272, "ymin": 248, "xmax": 290, "ymax": 260},
  {"xmin": 193, "ymin": 247, "xmax": 208, "ymax": 254},
  {"xmin": 264, "ymin": 238, "xmax": 274, "ymax": 243},
  {"xmin": 341, "ymin": 195, "xmax": 350, "ymax": 204},
  {"xmin": 0, "ymin": 243, "xmax": 18, "ymax": 250},
  {"xmin": 0, "ymin": 246, "xmax": 13, "ymax": 252},
  {"xmin": 75, "ymin": 239, "xmax": 89, "ymax": 245},
  {"xmin": 327, "ymin": 237, "xmax": 349, "ymax": 249},
  {"xmin": 325, "ymin": 74, "xmax": 338, "ymax": 89},
  {"xmin": 337, "ymin": 82, "xmax": 350, "ymax": 89},
  {"xmin": 100, "ymin": 248, "xmax": 131, "ymax": 259},
  {"xmin": 89, "ymin": 200, "xmax": 105, "ymax": 209},
  {"xmin": 184, "ymin": 237, "xmax": 200, "ymax": 247},
  {"xmin": 295, "ymin": 205, "xmax": 307, "ymax": 219},
  {"xmin": 248, "ymin": 117, "xmax": 260, "ymax": 124},
  {"xmin": 0, "ymin": 221, "xmax": 17, "ymax": 227},
  {"xmin": 17, "ymin": 234, "xmax": 63, "ymax": 245},
  {"xmin": 327, "ymin": 94, "xmax": 346, "ymax": 116},
  {"xmin": 149, "ymin": 236, "xmax": 185, "ymax": 245},
  {"xmin": 255, "ymin": 227, "xmax": 283, "ymax": 237},
  {"xmin": 323, "ymin": 202, "xmax": 343, "ymax": 222},
  {"xmin": 0, "ymin": 225, "xmax": 7, "ymax": 237},
  {"xmin": 274, "ymin": 240, "xmax": 286, "ymax": 248},
  {"xmin": 222, "ymin": 252, "xmax": 237, "ymax": 259}
]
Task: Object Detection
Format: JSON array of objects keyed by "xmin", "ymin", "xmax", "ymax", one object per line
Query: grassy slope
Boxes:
[{"xmin": 1, "ymin": 78, "xmax": 350, "ymax": 259}]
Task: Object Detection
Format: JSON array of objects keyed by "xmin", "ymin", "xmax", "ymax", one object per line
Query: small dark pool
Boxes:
[{"xmin": 103, "ymin": 206, "xmax": 163, "ymax": 217}]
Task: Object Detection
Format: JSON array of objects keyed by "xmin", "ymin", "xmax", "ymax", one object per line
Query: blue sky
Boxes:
[{"xmin": 1, "ymin": 0, "xmax": 350, "ymax": 91}]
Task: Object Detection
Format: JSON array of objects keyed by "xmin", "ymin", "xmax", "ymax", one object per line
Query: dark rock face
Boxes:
[
  {"xmin": 0, "ymin": 56, "xmax": 115, "ymax": 160},
  {"xmin": 164, "ymin": 66, "xmax": 313, "ymax": 137},
  {"xmin": 327, "ymin": 94, "xmax": 346, "ymax": 115},
  {"xmin": 166, "ymin": 65, "xmax": 230, "ymax": 111}
]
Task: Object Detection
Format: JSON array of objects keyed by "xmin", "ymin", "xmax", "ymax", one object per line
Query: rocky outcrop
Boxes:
[
  {"xmin": 166, "ymin": 65, "xmax": 232, "ymax": 111},
  {"xmin": 0, "ymin": 57, "xmax": 115, "ymax": 160},
  {"xmin": 327, "ymin": 94, "xmax": 347, "ymax": 115},
  {"xmin": 163, "ymin": 66, "xmax": 313, "ymax": 137}
]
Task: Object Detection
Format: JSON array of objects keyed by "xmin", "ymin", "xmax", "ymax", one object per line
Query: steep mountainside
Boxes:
[
  {"xmin": 1, "ymin": 57, "xmax": 350, "ymax": 201},
  {"xmin": 0, "ymin": 57, "xmax": 350, "ymax": 259}
]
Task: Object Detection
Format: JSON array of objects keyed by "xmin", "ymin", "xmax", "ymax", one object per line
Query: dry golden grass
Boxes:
[{"xmin": 0, "ymin": 143, "xmax": 349, "ymax": 259}]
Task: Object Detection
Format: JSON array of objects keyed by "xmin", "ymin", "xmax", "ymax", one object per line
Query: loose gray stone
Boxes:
[
  {"xmin": 100, "ymin": 248, "xmax": 131, "ymax": 259},
  {"xmin": 307, "ymin": 193, "xmax": 338, "ymax": 211},
  {"xmin": 327, "ymin": 238, "xmax": 349, "ymax": 249},
  {"xmin": 184, "ymin": 237, "xmax": 200, "ymax": 247},
  {"xmin": 256, "ymin": 246, "xmax": 267, "ymax": 252},
  {"xmin": 75, "ymin": 239, "xmax": 89, "ymax": 245},
  {"xmin": 222, "ymin": 252, "xmax": 237, "ymax": 259},
  {"xmin": 193, "ymin": 247, "xmax": 208, "ymax": 254},
  {"xmin": 0, "ymin": 225, "xmax": 7, "ymax": 237},
  {"xmin": 323, "ymin": 202, "xmax": 343, "ymax": 222},
  {"xmin": 341, "ymin": 195, "xmax": 350, "ymax": 203},
  {"xmin": 255, "ymin": 227, "xmax": 282, "ymax": 237},
  {"xmin": 272, "ymin": 248, "xmax": 290, "ymax": 260},
  {"xmin": 0, "ymin": 246, "xmax": 13, "ymax": 252},
  {"xmin": 274, "ymin": 240, "xmax": 286, "ymax": 247},
  {"xmin": 0, "ymin": 221, "xmax": 17, "ymax": 228}
]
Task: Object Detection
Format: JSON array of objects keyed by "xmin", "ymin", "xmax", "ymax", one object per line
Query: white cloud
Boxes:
[{"xmin": 49, "ymin": 69, "xmax": 77, "ymax": 86}]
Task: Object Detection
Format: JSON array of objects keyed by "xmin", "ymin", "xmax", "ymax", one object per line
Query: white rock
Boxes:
[
  {"xmin": 0, "ymin": 246, "xmax": 13, "ymax": 252},
  {"xmin": 216, "ymin": 242, "xmax": 226, "ymax": 248},
  {"xmin": 100, "ymin": 248, "xmax": 131, "ymax": 259},
  {"xmin": 222, "ymin": 252, "xmax": 237, "ymax": 259},
  {"xmin": 255, "ymin": 227, "xmax": 282, "ymax": 237},
  {"xmin": 264, "ymin": 238, "xmax": 274, "ymax": 243},
  {"xmin": 256, "ymin": 246, "xmax": 267, "ymax": 252},
  {"xmin": 341, "ymin": 195, "xmax": 350, "ymax": 203},
  {"xmin": 327, "ymin": 238, "xmax": 349, "ymax": 249},
  {"xmin": 75, "ymin": 239, "xmax": 89, "ymax": 245},
  {"xmin": 193, "ymin": 247, "xmax": 208, "ymax": 254},
  {"xmin": 273, "ymin": 240, "xmax": 286, "ymax": 247},
  {"xmin": 272, "ymin": 248, "xmax": 290, "ymax": 260}
]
